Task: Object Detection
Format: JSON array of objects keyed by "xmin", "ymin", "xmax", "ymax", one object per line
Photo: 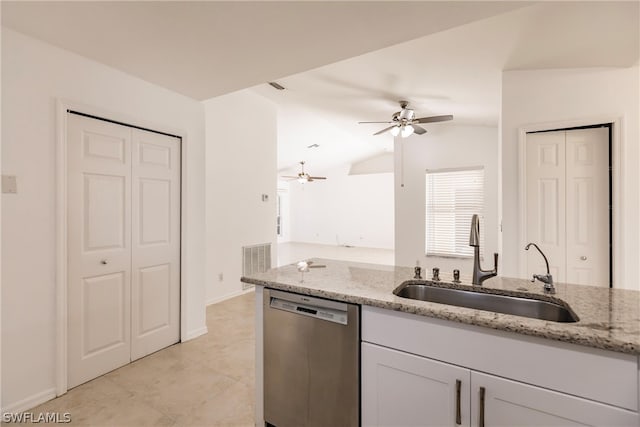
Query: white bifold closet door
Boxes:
[
  {"xmin": 525, "ymin": 127, "xmax": 609, "ymax": 287},
  {"xmin": 67, "ymin": 113, "xmax": 180, "ymax": 389}
]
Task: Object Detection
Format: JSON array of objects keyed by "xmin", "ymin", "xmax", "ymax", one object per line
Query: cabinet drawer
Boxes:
[{"xmin": 362, "ymin": 306, "xmax": 638, "ymax": 411}]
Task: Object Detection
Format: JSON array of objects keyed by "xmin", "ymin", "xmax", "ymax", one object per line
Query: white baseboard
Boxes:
[
  {"xmin": 182, "ymin": 326, "xmax": 208, "ymax": 342},
  {"xmin": 206, "ymin": 287, "xmax": 254, "ymax": 306},
  {"xmin": 2, "ymin": 387, "xmax": 56, "ymax": 414}
]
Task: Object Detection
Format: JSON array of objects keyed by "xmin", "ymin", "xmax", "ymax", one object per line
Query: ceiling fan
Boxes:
[
  {"xmin": 359, "ymin": 100, "xmax": 453, "ymax": 137},
  {"xmin": 281, "ymin": 161, "xmax": 327, "ymax": 183}
]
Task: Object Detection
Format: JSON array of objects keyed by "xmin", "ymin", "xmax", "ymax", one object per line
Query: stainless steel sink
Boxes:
[{"xmin": 393, "ymin": 281, "xmax": 579, "ymax": 323}]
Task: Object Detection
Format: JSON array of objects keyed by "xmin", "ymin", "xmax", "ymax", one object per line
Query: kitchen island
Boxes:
[{"xmin": 242, "ymin": 258, "xmax": 640, "ymax": 426}]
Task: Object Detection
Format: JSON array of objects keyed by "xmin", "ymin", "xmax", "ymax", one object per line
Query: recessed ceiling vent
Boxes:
[
  {"xmin": 268, "ymin": 82, "xmax": 286, "ymax": 90},
  {"xmin": 307, "ymin": 144, "xmax": 320, "ymax": 148}
]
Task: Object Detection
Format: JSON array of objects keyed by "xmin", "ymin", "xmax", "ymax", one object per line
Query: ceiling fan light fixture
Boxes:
[
  {"xmin": 281, "ymin": 160, "xmax": 326, "ymax": 183},
  {"xmin": 401, "ymin": 125, "xmax": 415, "ymax": 138},
  {"xmin": 359, "ymin": 101, "xmax": 453, "ymax": 137}
]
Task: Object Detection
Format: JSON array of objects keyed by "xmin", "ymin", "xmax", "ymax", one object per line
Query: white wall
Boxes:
[
  {"xmin": 501, "ymin": 67, "xmax": 640, "ymax": 290},
  {"xmin": 1, "ymin": 28, "xmax": 206, "ymax": 411},
  {"xmin": 349, "ymin": 153, "xmax": 394, "ymax": 175},
  {"xmin": 289, "ymin": 164, "xmax": 394, "ymax": 250},
  {"xmin": 204, "ymin": 90, "xmax": 277, "ymax": 305},
  {"xmin": 394, "ymin": 125, "xmax": 499, "ymax": 277},
  {"xmin": 277, "ymin": 181, "xmax": 291, "ymax": 244}
]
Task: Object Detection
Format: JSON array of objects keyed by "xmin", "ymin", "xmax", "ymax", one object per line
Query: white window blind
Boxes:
[{"xmin": 425, "ymin": 168, "xmax": 484, "ymax": 258}]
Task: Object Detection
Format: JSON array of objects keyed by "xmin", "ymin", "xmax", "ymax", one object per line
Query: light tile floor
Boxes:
[
  {"xmin": 16, "ymin": 293, "xmax": 256, "ymax": 427},
  {"xmin": 13, "ymin": 243, "xmax": 391, "ymax": 427}
]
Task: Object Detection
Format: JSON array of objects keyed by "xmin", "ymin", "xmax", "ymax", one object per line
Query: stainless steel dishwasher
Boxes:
[{"xmin": 263, "ymin": 288, "xmax": 360, "ymax": 427}]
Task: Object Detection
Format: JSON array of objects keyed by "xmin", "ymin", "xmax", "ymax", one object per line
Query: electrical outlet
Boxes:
[{"xmin": 2, "ymin": 175, "xmax": 17, "ymax": 194}]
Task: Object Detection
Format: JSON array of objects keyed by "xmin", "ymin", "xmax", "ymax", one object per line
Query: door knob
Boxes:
[
  {"xmin": 580, "ymin": 256, "xmax": 587, "ymax": 261},
  {"xmin": 101, "ymin": 260, "xmax": 108, "ymax": 265}
]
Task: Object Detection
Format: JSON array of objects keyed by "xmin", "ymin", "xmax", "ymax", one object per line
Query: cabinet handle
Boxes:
[
  {"xmin": 479, "ymin": 386, "xmax": 486, "ymax": 427},
  {"xmin": 455, "ymin": 379, "xmax": 462, "ymax": 425}
]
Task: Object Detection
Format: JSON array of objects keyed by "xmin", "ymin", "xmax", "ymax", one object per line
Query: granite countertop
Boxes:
[{"xmin": 241, "ymin": 258, "xmax": 640, "ymax": 355}]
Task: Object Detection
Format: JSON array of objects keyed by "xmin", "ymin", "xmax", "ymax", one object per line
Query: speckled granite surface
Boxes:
[{"xmin": 241, "ymin": 258, "xmax": 640, "ymax": 355}]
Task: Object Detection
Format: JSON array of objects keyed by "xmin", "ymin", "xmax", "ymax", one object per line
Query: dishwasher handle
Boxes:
[{"xmin": 268, "ymin": 288, "xmax": 349, "ymax": 311}]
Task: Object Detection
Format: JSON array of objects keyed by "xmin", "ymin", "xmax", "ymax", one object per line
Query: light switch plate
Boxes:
[{"xmin": 2, "ymin": 175, "xmax": 17, "ymax": 194}]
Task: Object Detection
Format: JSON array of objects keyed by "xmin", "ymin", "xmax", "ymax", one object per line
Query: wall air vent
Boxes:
[{"xmin": 242, "ymin": 243, "xmax": 272, "ymax": 290}]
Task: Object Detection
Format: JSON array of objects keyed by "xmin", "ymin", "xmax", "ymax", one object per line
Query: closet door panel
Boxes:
[
  {"xmin": 525, "ymin": 131, "xmax": 566, "ymax": 283},
  {"xmin": 67, "ymin": 114, "xmax": 132, "ymax": 388},
  {"xmin": 565, "ymin": 127, "xmax": 609, "ymax": 286},
  {"xmin": 131, "ymin": 129, "xmax": 181, "ymax": 361}
]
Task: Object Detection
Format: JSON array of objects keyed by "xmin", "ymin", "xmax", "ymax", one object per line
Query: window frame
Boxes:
[{"xmin": 425, "ymin": 166, "xmax": 485, "ymax": 259}]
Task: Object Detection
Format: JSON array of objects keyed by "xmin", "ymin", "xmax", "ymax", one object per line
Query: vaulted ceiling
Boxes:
[
  {"xmin": 2, "ymin": 1, "xmax": 527, "ymax": 100},
  {"xmin": 3, "ymin": 1, "xmax": 638, "ymax": 173}
]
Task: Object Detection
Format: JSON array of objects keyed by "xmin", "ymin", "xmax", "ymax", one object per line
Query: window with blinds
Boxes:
[{"xmin": 425, "ymin": 168, "xmax": 484, "ymax": 258}]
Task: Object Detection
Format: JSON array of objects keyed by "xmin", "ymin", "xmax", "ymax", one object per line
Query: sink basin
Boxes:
[{"xmin": 393, "ymin": 281, "xmax": 579, "ymax": 323}]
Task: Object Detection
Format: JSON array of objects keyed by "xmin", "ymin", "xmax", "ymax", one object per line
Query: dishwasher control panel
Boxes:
[{"xmin": 270, "ymin": 296, "xmax": 348, "ymax": 325}]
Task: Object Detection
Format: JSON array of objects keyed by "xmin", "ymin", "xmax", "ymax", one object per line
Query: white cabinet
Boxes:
[
  {"xmin": 362, "ymin": 343, "xmax": 470, "ymax": 426},
  {"xmin": 472, "ymin": 372, "xmax": 638, "ymax": 426},
  {"xmin": 361, "ymin": 306, "xmax": 639, "ymax": 427},
  {"xmin": 363, "ymin": 342, "xmax": 638, "ymax": 427}
]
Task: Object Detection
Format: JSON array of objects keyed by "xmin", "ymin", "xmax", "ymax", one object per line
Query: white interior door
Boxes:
[
  {"xmin": 67, "ymin": 114, "xmax": 132, "ymax": 388},
  {"xmin": 525, "ymin": 130, "xmax": 567, "ymax": 282},
  {"xmin": 131, "ymin": 129, "xmax": 181, "ymax": 361},
  {"xmin": 565, "ymin": 128, "xmax": 609, "ymax": 286},
  {"xmin": 525, "ymin": 127, "xmax": 609, "ymax": 287},
  {"xmin": 67, "ymin": 114, "xmax": 181, "ymax": 388}
]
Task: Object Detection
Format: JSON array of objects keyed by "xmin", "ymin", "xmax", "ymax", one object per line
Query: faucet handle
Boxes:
[
  {"xmin": 432, "ymin": 267, "xmax": 440, "ymax": 281},
  {"xmin": 452, "ymin": 269, "xmax": 460, "ymax": 283},
  {"xmin": 414, "ymin": 266, "xmax": 422, "ymax": 280}
]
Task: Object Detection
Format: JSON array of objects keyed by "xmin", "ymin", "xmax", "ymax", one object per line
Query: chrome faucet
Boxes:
[
  {"xmin": 524, "ymin": 243, "xmax": 555, "ymax": 294},
  {"xmin": 469, "ymin": 214, "xmax": 498, "ymax": 285}
]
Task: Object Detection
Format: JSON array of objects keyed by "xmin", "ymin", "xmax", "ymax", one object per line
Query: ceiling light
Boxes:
[
  {"xmin": 390, "ymin": 126, "xmax": 400, "ymax": 137},
  {"xmin": 401, "ymin": 125, "xmax": 415, "ymax": 138},
  {"xmin": 297, "ymin": 177, "xmax": 307, "ymax": 184}
]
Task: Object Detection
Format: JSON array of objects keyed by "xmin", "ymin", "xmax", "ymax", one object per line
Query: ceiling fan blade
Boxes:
[
  {"xmin": 281, "ymin": 175, "xmax": 299, "ymax": 179},
  {"xmin": 415, "ymin": 114, "xmax": 453, "ymax": 124},
  {"xmin": 412, "ymin": 125, "xmax": 427, "ymax": 135},
  {"xmin": 309, "ymin": 176, "xmax": 327, "ymax": 180},
  {"xmin": 358, "ymin": 121, "xmax": 395, "ymax": 124},
  {"xmin": 374, "ymin": 125, "xmax": 398, "ymax": 136}
]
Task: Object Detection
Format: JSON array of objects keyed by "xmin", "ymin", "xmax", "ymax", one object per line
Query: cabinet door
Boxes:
[
  {"xmin": 362, "ymin": 342, "xmax": 470, "ymax": 427},
  {"xmin": 471, "ymin": 372, "xmax": 639, "ymax": 426}
]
